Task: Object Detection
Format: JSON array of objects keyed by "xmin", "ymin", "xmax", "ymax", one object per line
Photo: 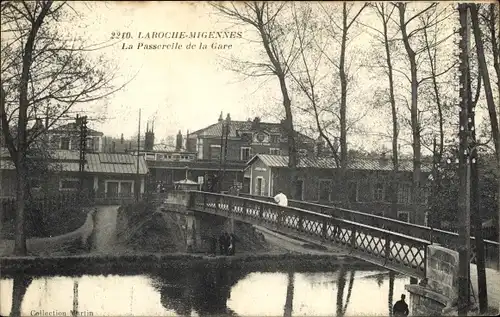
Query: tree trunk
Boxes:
[
  {"xmin": 283, "ymin": 271, "xmax": 294, "ymax": 317},
  {"xmin": 256, "ymin": 4, "xmax": 297, "ymax": 198},
  {"xmin": 381, "ymin": 4, "xmax": 399, "ymax": 218},
  {"xmin": 336, "ymin": 265, "xmax": 347, "ymax": 317},
  {"xmin": 388, "ymin": 271, "xmax": 395, "ymax": 317},
  {"xmin": 399, "ymin": 3, "xmax": 422, "ymax": 223},
  {"xmin": 10, "ymin": 274, "xmax": 33, "ymax": 317},
  {"xmin": 489, "ymin": 4, "xmax": 500, "ymax": 100},
  {"xmin": 279, "ymin": 75, "xmax": 297, "ymax": 198},
  {"xmin": 339, "ymin": 3, "xmax": 349, "ymax": 204},
  {"xmin": 470, "ymin": 4, "xmax": 500, "ymax": 273}
]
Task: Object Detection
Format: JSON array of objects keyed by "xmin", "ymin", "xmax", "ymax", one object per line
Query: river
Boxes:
[{"xmin": 1, "ymin": 266, "xmax": 410, "ymax": 316}]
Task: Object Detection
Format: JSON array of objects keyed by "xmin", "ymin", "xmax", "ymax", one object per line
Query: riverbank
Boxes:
[{"xmin": 0, "ymin": 252, "xmax": 372, "ymax": 276}]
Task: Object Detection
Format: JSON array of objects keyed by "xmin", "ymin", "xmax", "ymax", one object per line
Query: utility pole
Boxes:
[
  {"xmin": 464, "ymin": 4, "xmax": 487, "ymax": 312},
  {"xmin": 457, "ymin": 4, "xmax": 472, "ymax": 315},
  {"xmin": 136, "ymin": 109, "xmax": 141, "ymax": 202},
  {"xmin": 77, "ymin": 115, "xmax": 88, "ymax": 191}
]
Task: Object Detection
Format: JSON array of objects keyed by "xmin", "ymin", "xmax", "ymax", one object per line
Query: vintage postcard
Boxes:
[{"xmin": 1, "ymin": 1, "xmax": 499, "ymax": 316}]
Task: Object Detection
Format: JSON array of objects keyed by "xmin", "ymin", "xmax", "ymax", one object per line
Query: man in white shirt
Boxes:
[
  {"xmin": 274, "ymin": 191, "xmax": 288, "ymax": 225},
  {"xmin": 274, "ymin": 192, "xmax": 288, "ymax": 206}
]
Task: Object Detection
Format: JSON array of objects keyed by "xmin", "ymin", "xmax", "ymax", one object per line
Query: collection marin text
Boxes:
[{"xmin": 114, "ymin": 31, "xmax": 243, "ymax": 50}]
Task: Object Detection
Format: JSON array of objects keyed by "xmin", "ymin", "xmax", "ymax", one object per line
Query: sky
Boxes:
[
  {"xmin": 61, "ymin": 1, "xmax": 493, "ymax": 155},
  {"xmin": 71, "ymin": 1, "xmax": 277, "ymax": 141}
]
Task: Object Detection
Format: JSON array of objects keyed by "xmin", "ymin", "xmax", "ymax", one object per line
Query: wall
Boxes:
[
  {"xmin": 250, "ymin": 159, "xmax": 270, "ymax": 196},
  {"xmin": 405, "ymin": 244, "xmax": 460, "ymax": 316},
  {"xmin": 200, "ymin": 136, "xmax": 313, "ymax": 161},
  {"xmin": 272, "ymin": 167, "xmax": 428, "ymax": 224}
]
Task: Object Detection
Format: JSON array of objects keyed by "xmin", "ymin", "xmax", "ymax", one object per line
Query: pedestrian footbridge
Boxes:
[{"xmin": 186, "ymin": 191, "xmax": 499, "ymax": 281}]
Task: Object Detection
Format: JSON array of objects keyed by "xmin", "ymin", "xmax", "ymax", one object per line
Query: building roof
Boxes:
[
  {"xmin": 247, "ymin": 154, "xmax": 432, "ymax": 173},
  {"xmin": 149, "ymin": 143, "xmax": 195, "ymax": 153},
  {"xmin": 146, "ymin": 159, "xmax": 246, "ymax": 171},
  {"xmin": 189, "ymin": 120, "xmax": 314, "ymax": 143},
  {"xmin": 49, "ymin": 122, "xmax": 103, "ymax": 136},
  {"xmin": 0, "ymin": 148, "xmax": 148, "ymax": 175}
]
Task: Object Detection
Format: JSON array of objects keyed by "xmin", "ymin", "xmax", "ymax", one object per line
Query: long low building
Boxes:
[
  {"xmin": 0, "ymin": 148, "xmax": 148, "ymax": 198},
  {"xmin": 245, "ymin": 154, "xmax": 432, "ymax": 225}
]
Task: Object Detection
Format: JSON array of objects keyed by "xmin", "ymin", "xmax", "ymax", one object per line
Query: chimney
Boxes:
[
  {"xmin": 315, "ymin": 136, "xmax": 323, "ymax": 157},
  {"xmin": 176, "ymin": 130, "xmax": 183, "ymax": 151},
  {"xmin": 120, "ymin": 133, "xmax": 124, "ymax": 144},
  {"xmin": 112, "ymin": 141, "xmax": 116, "ymax": 152},
  {"xmin": 185, "ymin": 130, "xmax": 190, "ymax": 151},
  {"xmin": 218, "ymin": 111, "xmax": 223, "ymax": 122},
  {"xmin": 144, "ymin": 129, "xmax": 155, "ymax": 151},
  {"xmin": 379, "ymin": 152, "xmax": 389, "ymax": 166}
]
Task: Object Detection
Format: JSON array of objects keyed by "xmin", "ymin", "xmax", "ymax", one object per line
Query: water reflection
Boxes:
[
  {"xmin": 10, "ymin": 273, "xmax": 33, "ymax": 317},
  {"xmin": 153, "ymin": 268, "xmax": 243, "ymax": 316},
  {"xmin": 1, "ymin": 268, "xmax": 410, "ymax": 316},
  {"xmin": 284, "ymin": 271, "xmax": 294, "ymax": 317}
]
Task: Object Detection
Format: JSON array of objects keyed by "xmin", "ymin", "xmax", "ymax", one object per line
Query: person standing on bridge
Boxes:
[
  {"xmin": 274, "ymin": 191, "xmax": 288, "ymax": 226},
  {"xmin": 393, "ymin": 294, "xmax": 409, "ymax": 317}
]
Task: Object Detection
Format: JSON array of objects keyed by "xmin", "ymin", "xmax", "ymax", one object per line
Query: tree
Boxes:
[
  {"xmin": 395, "ymin": 2, "xmax": 456, "ymax": 222},
  {"xmin": 470, "ymin": 3, "xmax": 500, "ymax": 277},
  {"xmin": 320, "ymin": 2, "xmax": 368, "ymax": 175},
  {"xmin": 209, "ymin": 2, "xmax": 300, "ymax": 197},
  {"xmin": 0, "ymin": 1, "xmax": 125, "ymax": 255},
  {"xmin": 288, "ymin": 2, "xmax": 367, "ymax": 204},
  {"xmin": 364, "ymin": 3, "xmax": 401, "ymax": 219}
]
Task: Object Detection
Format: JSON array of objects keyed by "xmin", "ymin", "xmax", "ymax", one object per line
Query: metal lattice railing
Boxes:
[
  {"xmin": 190, "ymin": 191, "xmax": 430, "ymax": 279},
  {"xmin": 237, "ymin": 192, "xmax": 499, "ymax": 269}
]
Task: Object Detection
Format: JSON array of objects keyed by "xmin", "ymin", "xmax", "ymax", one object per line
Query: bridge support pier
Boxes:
[
  {"xmin": 405, "ymin": 244, "xmax": 475, "ymax": 316},
  {"xmin": 185, "ymin": 214, "xmax": 201, "ymax": 253}
]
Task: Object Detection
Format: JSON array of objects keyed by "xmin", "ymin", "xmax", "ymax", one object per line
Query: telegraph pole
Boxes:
[
  {"xmin": 136, "ymin": 109, "xmax": 141, "ymax": 202},
  {"xmin": 77, "ymin": 115, "xmax": 88, "ymax": 191},
  {"xmin": 457, "ymin": 4, "xmax": 472, "ymax": 315}
]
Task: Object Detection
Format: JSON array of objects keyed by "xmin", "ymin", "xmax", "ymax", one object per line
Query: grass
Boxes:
[
  {"xmin": 0, "ymin": 252, "xmax": 373, "ymax": 277},
  {"xmin": 1, "ymin": 205, "xmax": 89, "ymax": 239}
]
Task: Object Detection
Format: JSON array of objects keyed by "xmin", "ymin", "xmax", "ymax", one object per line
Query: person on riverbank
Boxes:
[
  {"xmin": 209, "ymin": 235, "xmax": 217, "ymax": 256},
  {"xmin": 219, "ymin": 232, "xmax": 227, "ymax": 255},
  {"xmin": 223, "ymin": 231, "xmax": 231, "ymax": 255},
  {"xmin": 228, "ymin": 233, "xmax": 236, "ymax": 255},
  {"xmin": 393, "ymin": 294, "xmax": 409, "ymax": 316}
]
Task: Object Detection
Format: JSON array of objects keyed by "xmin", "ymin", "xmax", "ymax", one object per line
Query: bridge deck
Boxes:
[
  {"xmin": 189, "ymin": 191, "xmax": 429, "ymax": 279},
  {"xmin": 236, "ymin": 192, "xmax": 499, "ymax": 269}
]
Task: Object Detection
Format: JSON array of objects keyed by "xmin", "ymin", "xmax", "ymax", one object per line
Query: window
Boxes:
[
  {"xmin": 61, "ymin": 137, "xmax": 70, "ymax": 150},
  {"xmin": 358, "ymin": 180, "xmax": 372, "ymax": 202},
  {"xmin": 397, "ymin": 211, "xmax": 410, "ymax": 223},
  {"xmin": 318, "ymin": 179, "xmax": 331, "ymax": 201},
  {"xmin": 93, "ymin": 137, "xmax": 100, "ymax": 152},
  {"xmin": 270, "ymin": 135, "xmax": 280, "ymax": 144},
  {"xmin": 348, "ymin": 181, "xmax": 358, "ymax": 202},
  {"xmin": 197, "ymin": 176, "xmax": 204, "ymax": 184},
  {"xmin": 330, "ymin": 182, "xmax": 343, "ymax": 201},
  {"xmin": 121, "ymin": 182, "xmax": 132, "ymax": 196},
  {"xmin": 241, "ymin": 147, "xmax": 251, "ymax": 161},
  {"xmin": 210, "ymin": 145, "xmax": 221, "ymax": 160},
  {"xmin": 269, "ymin": 148, "xmax": 281, "ymax": 155},
  {"xmin": 374, "ymin": 182, "xmax": 385, "ymax": 201},
  {"xmin": 398, "ymin": 183, "xmax": 412, "ymax": 204},
  {"xmin": 60, "ymin": 178, "xmax": 79, "ymax": 191},
  {"xmin": 298, "ymin": 149, "xmax": 308, "ymax": 155}
]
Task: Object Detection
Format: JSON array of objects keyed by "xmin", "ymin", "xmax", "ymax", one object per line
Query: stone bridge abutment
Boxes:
[
  {"xmin": 405, "ymin": 244, "xmax": 475, "ymax": 316},
  {"xmin": 161, "ymin": 191, "xmax": 261, "ymax": 253}
]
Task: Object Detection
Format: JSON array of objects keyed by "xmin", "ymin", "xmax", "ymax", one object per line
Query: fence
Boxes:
[
  {"xmin": 236, "ymin": 192, "xmax": 499, "ymax": 269},
  {"xmin": 190, "ymin": 191, "xmax": 430, "ymax": 279}
]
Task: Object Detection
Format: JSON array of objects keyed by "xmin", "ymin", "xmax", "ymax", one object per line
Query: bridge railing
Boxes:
[
  {"xmin": 190, "ymin": 191, "xmax": 430, "ymax": 278},
  {"xmin": 237, "ymin": 192, "xmax": 499, "ymax": 268}
]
